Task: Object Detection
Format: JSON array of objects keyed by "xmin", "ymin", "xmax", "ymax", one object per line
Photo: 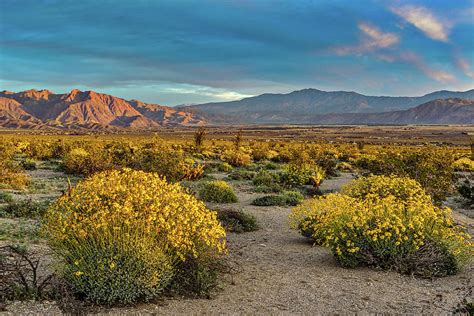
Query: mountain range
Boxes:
[
  {"xmin": 0, "ymin": 88, "xmax": 473, "ymax": 129},
  {"xmin": 180, "ymin": 88, "xmax": 474, "ymax": 124},
  {"xmin": 0, "ymin": 89, "xmax": 204, "ymax": 129}
]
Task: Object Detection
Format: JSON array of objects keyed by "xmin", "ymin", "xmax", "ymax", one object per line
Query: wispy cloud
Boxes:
[
  {"xmin": 162, "ymin": 84, "xmax": 253, "ymax": 101},
  {"xmin": 455, "ymin": 56, "xmax": 474, "ymax": 79},
  {"xmin": 399, "ymin": 52, "xmax": 454, "ymax": 83},
  {"xmin": 390, "ymin": 5, "xmax": 449, "ymax": 42},
  {"xmin": 335, "ymin": 22, "xmax": 399, "ymax": 55}
]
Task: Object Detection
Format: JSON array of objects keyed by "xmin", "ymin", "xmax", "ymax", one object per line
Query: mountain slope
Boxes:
[
  {"xmin": 0, "ymin": 89, "xmax": 205, "ymax": 129},
  {"xmin": 181, "ymin": 88, "xmax": 474, "ymax": 124},
  {"xmin": 298, "ymin": 98, "xmax": 474, "ymax": 124}
]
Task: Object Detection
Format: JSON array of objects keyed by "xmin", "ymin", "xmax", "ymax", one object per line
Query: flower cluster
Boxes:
[
  {"xmin": 290, "ymin": 175, "xmax": 473, "ymax": 277},
  {"xmin": 43, "ymin": 168, "xmax": 226, "ymax": 303}
]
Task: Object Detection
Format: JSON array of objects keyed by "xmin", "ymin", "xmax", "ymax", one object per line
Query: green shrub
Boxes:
[
  {"xmin": 252, "ymin": 170, "xmax": 278, "ymax": 187},
  {"xmin": 0, "ymin": 200, "xmax": 50, "ymax": 219},
  {"xmin": 218, "ymin": 162, "xmax": 234, "ymax": 172},
  {"xmin": 227, "ymin": 169, "xmax": 256, "ymax": 181},
  {"xmin": 251, "ymin": 191, "xmax": 303, "ymax": 207},
  {"xmin": 216, "ymin": 209, "xmax": 258, "ymax": 233},
  {"xmin": 279, "ymin": 163, "xmax": 325, "ymax": 188},
  {"xmin": 457, "ymin": 179, "xmax": 473, "ymax": 204},
  {"xmin": 0, "ymin": 192, "xmax": 13, "ymax": 203},
  {"xmin": 20, "ymin": 159, "xmax": 37, "ymax": 171},
  {"xmin": 199, "ymin": 180, "xmax": 238, "ymax": 203}
]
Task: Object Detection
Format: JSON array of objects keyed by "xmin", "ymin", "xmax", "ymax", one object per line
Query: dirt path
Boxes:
[{"xmin": 5, "ymin": 173, "xmax": 473, "ymax": 314}]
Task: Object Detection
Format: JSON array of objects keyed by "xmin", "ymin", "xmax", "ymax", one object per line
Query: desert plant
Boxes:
[
  {"xmin": 199, "ymin": 180, "xmax": 238, "ymax": 203},
  {"xmin": 216, "ymin": 209, "xmax": 258, "ymax": 233},
  {"xmin": 194, "ymin": 127, "xmax": 207, "ymax": 149},
  {"xmin": 43, "ymin": 169, "xmax": 226, "ymax": 304},
  {"xmin": 457, "ymin": 178, "xmax": 474, "ymax": 204},
  {"xmin": 290, "ymin": 182, "xmax": 473, "ymax": 277},
  {"xmin": 220, "ymin": 150, "xmax": 252, "ymax": 167},
  {"xmin": 0, "ymin": 192, "xmax": 13, "ymax": 203},
  {"xmin": 0, "ymin": 200, "xmax": 50, "ymax": 219},
  {"xmin": 0, "ymin": 245, "xmax": 56, "ymax": 302},
  {"xmin": 252, "ymin": 191, "xmax": 303, "ymax": 207},
  {"xmin": 20, "ymin": 158, "xmax": 37, "ymax": 171}
]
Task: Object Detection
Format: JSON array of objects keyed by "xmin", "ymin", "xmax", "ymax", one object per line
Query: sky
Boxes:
[{"xmin": 0, "ymin": 0, "xmax": 473, "ymax": 106}]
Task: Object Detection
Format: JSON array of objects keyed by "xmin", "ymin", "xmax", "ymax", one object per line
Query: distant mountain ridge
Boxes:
[
  {"xmin": 0, "ymin": 88, "xmax": 472, "ymax": 129},
  {"xmin": 0, "ymin": 89, "xmax": 205, "ymax": 129},
  {"xmin": 180, "ymin": 88, "xmax": 474, "ymax": 124}
]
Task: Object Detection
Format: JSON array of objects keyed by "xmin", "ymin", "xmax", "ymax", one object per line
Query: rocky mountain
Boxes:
[
  {"xmin": 0, "ymin": 89, "xmax": 204, "ymax": 129},
  {"xmin": 301, "ymin": 98, "xmax": 474, "ymax": 125},
  {"xmin": 180, "ymin": 88, "xmax": 474, "ymax": 124}
]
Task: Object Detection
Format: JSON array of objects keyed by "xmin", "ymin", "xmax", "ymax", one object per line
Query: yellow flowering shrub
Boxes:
[
  {"xmin": 199, "ymin": 180, "xmax": 238, "ymax": 203},
  {"xmin": 289, "ymin": 193, "xmax": 359, "ymax": 244},
  {"xmin": 453, "ymin": 157, "xmax": 474, "ymax": 172},
  {"xmin": 290, "ymin": 177, "xmax": 473, "ymax": 277},
  {"xmin": 220, "ymin": 150, "xmax": 252, "ymax": 167},
  {"xmin": 342, "ymin": 174, "xmax": 432, "ymax": 204},
  {"xmin": 43, "ymin": 169, "xmax": 226, "ymax": 304}
]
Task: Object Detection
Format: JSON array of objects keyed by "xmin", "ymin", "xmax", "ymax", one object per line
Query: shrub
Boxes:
[
  {"xmin": 20, "ymin": 158, "xmax": 37, "ymax": 171},
  {"xmin": 0, "ymin": 200, "xmax": 50, "ymax": 219},
  {"xmin": 0, "ymin": 192, "xmax": 13, "ymax": 203},
  {"xmin": 218, "ymin": 162, "xmax": 234, "ymax": 172},
  {"xmin": 290, "ymin": 180, "xmax": 473, "ymax": 277},
  {"xmin": 342, "ymin": 174, "xmax": 432, "ymax": 204},
  {"xmin": 355, "ymin": 150, "xmax": 454, "ymax": 202},
  {"xmin": 43, "ymin": 169, "xmax": 226, "ymax": 304},
  {"xmin": 227, "ymin": 169, "xmax": 256, "ymax": 181},
  {"xmin": 62, "ymin": 148, "xmax": 111, "ymax": 176},
  {"xmin": 252, "ymin": 191, "xmax": 303, "ymax": 207},
  {"xmin": 220, "ymin": 150, "xmax": 251, "ymax": 167},
  {"xmin": 457, "ymin": 179, "xmax": 473, "ymax": 204},
  {"xmin": 280, "ymin": 163, "xmax": 326, "ymax": 188},
  {"xmin": 216, "ymin": 209, "xmax": 258, "ymax": 233},
  {"xmin": 252, "ymin": 170, "xmax": 278, "ymax": 187},
  {"xmin": 453, "ymin": 157, "xmax": 474, "ymax": 172},
  {"xmin": 0, "ymin": 163, "xmax": 30, "ymax": 190},
  {"xmin": 199, "ymin": 181, "xmax": 238, "ymax": 203}
]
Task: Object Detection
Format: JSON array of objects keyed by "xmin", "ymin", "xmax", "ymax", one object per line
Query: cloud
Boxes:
[
  {"xmin": 390, "ymin": 5, "xmax": 449, "ymax": 42},
  {"xmin": 334, "ymin": 22, "xmax": 399, "ymax": 55},
  {"xmin": 399, "ymin": 52, "xmax": 454, "ymax": 83},
  {"xmin": 162, "ymin": 84, "xmax": 253, "ymax": 101},
  {"xmin": 455, "ymin": 56, "xmax": 474, "ymax": 79}
]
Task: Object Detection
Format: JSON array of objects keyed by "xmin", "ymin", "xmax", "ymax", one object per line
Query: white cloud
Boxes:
[
  {"xmin": 390, "ymin": 5, "xmax": 449, "ymax": 42},
  {"xmin": 400, "ymin": 52, "xmax": 454, "ymax": 83},
  {"xmin": 162, "ymin": 84, "xmax": 253, "ymax": 101},
  {"xmin": 335, "ymin": 22, "xmax": 399, "ymax": 55},
  {"xmin": 455, "ymin": 56, "xmax": 474, "ymax": 79}
]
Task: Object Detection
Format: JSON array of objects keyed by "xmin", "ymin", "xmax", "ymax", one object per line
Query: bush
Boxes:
[
  {"xmin": 252, "ymin": 191, "xmax": 304, "ymax": 207},
  {"xmin": 216, "ymin": 209, "xmax": 258, "ymax": 233},
  {"xmin": 220, "ymin": 150, "xmax": 251, "ymax": 167},
  {"xmin": 252, "ymin": 170, "xmax": 278, "ymax": 187},
  {"xmin": 0, "ymin": 192, "xmax": 13, "ymax": 203},
  {"xmin": 227, "ymin": 169, "xmax": 256, "ymax": 181},
  {"xmin": 62, "ymin": 148, "xmax": 111, "ymax": 176},
  {"xmin": 0, "ymin": 163, "xmax": 30, "ymax": 190},
  {"xmin": 453, "ymin": 157, "xmax": 474, "ymax": 172},
  {"xmin": 20, "ymin": 158, "xmax": 37, "ymax": 171},
  {"xmin": 0, "ymin": 199, "xmax": 50, "ymax": 219},
  {"xmin": 199, "ymin": 181, "xmax": 238, "ymax": 203},
  {"xmin": 218, "ymin": 162, "xmax": 234, "ymax": 172},
  {"xmin": 43, "ymin": 169, "xmax": 226, "ymax": 304},
  {"xmin": 279, "ymin": 163, "xmax": 326, "ymax": 188},
  {"xmin": 342, "ymin": 174, "xmax": 432, "ymax": 204},
  {"xmin": 355, "ymin": 150, "xmax": 454, "ymax": 202},
  {"xmin": 290, "ymin": 179, "xmax": 473, "ymax": 277},
  {"xmin": 457, "ymin": 179, "xmax": 473, "ymax": 204}
]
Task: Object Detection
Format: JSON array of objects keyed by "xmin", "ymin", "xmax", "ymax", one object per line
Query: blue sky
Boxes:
[{"xmin": 0, "ymin": 0, "xmax": 473, "ymax": 105}]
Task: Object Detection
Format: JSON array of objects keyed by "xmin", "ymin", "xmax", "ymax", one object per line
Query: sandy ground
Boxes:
[{"xmin": 4, "ymin": 172, "xmax": 473, "ymax": 314}]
